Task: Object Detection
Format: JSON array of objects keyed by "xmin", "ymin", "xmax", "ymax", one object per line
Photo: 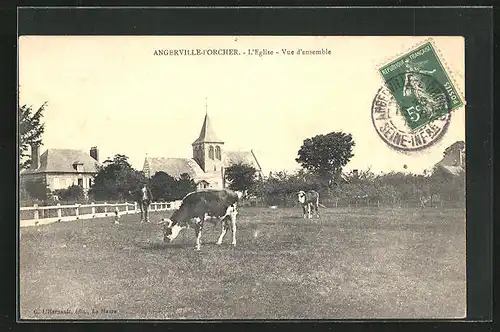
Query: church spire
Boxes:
[{"xmin": 192, "ymin": 100, "xmax": 224, "ymax": 145}]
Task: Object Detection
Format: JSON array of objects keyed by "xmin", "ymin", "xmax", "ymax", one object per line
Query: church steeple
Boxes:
[
  {"xmin": 192, "ymin": 101, "xmax": 225, "ymax": 175},
  {"xmin": 192, "ymin": 112, "xmax": 223, "ymax": 144}
]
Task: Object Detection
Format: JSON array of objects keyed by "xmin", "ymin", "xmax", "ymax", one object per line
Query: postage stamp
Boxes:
[{"xmin": 373, "ymin": 40, "xmax": 464, "ymax": 151}]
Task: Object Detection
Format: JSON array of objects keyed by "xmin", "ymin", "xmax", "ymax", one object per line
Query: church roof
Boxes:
[
  {"xmin": 224, "ymin": 150, "xmax": 262, "ymax": 171},
  {"xmin": 192, "ymin": 114, "xmax": 224, "ymax": 144},
  {"xmin": 144, "ymin": 149, "xmax": 262, "ymax": 180},
  {"xmin": 143, "ymin": 157, "xmax": 205, "ymax": 179},
  {"xmin": 21, "ymin": 149, "xmax": 101, "ymax": 174}
]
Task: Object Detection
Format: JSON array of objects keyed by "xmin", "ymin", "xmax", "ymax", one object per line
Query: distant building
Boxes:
[
  {"xmin": 20, "ymin": 146, "xmax": 101, "ymax": 194},
  {"xmin": 433, "ymin": 141, "xmax": 465, "ymax": 176},
  {"xmin": 143, "ymin": 113, "xmax": 262, "ymax": 190}
]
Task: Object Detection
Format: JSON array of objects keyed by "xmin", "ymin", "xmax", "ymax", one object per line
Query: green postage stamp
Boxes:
[{"xmin": 378, "ymin": 41, "xmax": 464, "ymax": 132}]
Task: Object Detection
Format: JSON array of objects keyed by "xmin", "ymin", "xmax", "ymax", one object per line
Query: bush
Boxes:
[
  {"xmin": 54, "ymin": 185, "xmax": 85, "ymax": 201},
  {"xmin": 21, "ymin": 180, "xmax": 50, "ymax": 201}
]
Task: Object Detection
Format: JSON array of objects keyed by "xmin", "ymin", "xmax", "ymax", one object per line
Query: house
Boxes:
[
  {"xmin": 142, "ymin": 113, "xmax": 262, "ymax": 190},
  {"xmin": 433, "ymin": 141, "xmax": 465, "ymax": 176},
  {"xmin": 20, "ymin": 145, "xmax": 101, "ymax": 194}
]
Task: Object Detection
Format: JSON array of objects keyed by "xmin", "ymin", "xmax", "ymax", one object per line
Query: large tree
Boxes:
[
  {"xmin": 151, "ymin": 171, "xmax": 188, "ymax": 201},
  {"xmin": 295, "ymin": 132, "xmax": 355, "ymax": 183},
  {"xmin": 224, "ymin": 162, "xmax": 259, "ymax": 192},
  {"xmin": 89, "ymin": 154, "xmax": 147, "ymax": 201},
  {"xmin": 19, "ymin": 102, "xmax": 47, "ymax": 170}
]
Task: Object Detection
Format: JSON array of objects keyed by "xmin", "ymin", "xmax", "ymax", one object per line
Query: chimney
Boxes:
[
  {"xmin": 352, "ymin": 169, "xmax": 359, "ymax": 178},
  {"xmin": 31, "ymin": 143, "xmax": 41, "ymax": 170},
  {"xmin": 90, "ymin": 146, "xmax": 99, "ymax": 161}
]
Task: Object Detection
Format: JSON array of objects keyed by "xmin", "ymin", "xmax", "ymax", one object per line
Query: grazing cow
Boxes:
[
  {"xmin": 129, "ymin": 184, "xmax": 154, "ymax": 223},
  {"xmin": 420, "ymin": 194, "xmax": 442, "ymax": 208},
  {"xmin": 159, "ymin": 189, "xmax": 242, "ymax": 250},
  {"xmin": 420, "ymin": 195, "xmax": 432, "ymax": 207},
  {"xmin": 297, "ymin": 190, "xmax": 321, "ymax": 219}
]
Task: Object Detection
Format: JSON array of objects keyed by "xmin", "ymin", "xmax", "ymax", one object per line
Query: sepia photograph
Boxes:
[{"xmin": 18, "ymin": 35, "xmax": 466, "ymax": 320}]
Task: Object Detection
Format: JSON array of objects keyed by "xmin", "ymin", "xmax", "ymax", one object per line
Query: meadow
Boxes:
[{"xmin": 19, "ymin": 206, "xmax": 466, "ymax": 320}]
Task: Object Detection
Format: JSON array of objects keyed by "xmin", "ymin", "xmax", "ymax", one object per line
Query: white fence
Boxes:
[{"xmin": 19, "ymin": 201, "xmax": 182, "ymax": 228}]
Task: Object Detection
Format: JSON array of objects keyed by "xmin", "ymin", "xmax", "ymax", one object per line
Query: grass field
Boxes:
[{"xmin": 19, "ymin": 207, "xmax": 466, "ymax": 320}]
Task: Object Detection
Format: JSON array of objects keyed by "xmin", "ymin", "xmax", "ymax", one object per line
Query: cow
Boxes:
[
  {"xmin": 420, "ymin": 194, "xmax": 442, "ymax": 208},
  {"xmin": 159, "ymin": 189, "xmax": 243, "ymax": 251},
  {"xmin": 420, "ymin": 195, "xmax": 431, "ymax": 208},
  {"xmin": 297, "ymin": 190, "xmax": 321, "ymax": 219},
  {"xmin": 129, "ymin": 184, "xmax": 154, "ymax": 223}
]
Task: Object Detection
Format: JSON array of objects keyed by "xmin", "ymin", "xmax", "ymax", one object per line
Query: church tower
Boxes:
[{"xmin": 192, "ymin": 112, "xmax": 225, "ymax": 174}]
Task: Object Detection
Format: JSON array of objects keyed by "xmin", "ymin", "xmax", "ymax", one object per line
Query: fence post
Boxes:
[
  {"xmin": 125, "ymin": 203, "xmax": 129, "ymax": 214},
  {"xmin": 33, "ymin": 204, "xmax": 39, "ymax": 221},
  {"xmin": 75, "ymin": 204, "xmax": 80, "ymax": 219},
  {"xmin": 91, "ymin": 202, "xmax": 95, "ymax": 216},
  {"xmin": 57, "ymin": 203, "xmax": 62, "ymax": 220},
  {"xmin": 104, "ymin": 202, "xmax": 108, "ymax": 216},
  {"xmin": 134, "ymin": 202, "xmax": 138, "ymax": 213}
]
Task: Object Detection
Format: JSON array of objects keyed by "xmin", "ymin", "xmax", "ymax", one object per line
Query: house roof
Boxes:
[
  {"xmin": 192, "ymin": 114, "xmax": 224, "ymax": 144},
  {"xmin": 436, "ymin": 164, "xmax": 464, "ymax": 176},
  {"xmin": 143, "ymin": 157, "xmax": 205, "ymax": 179},
  {"xmin": 21, "ymin": 149, "xmax": 101, "ymax": 174},
  {"xmin": 432, "ymin": 141, "xmax": 465, "ymax": 177},
  {"xmin": 224, "ymin": 150, "xmax": 262, "ymax": 171}
]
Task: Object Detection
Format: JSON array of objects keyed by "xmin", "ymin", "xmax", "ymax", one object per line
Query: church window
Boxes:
[
  {"xmin": 209, "ymin": 146, "xmax": 214, "ymax": 159},
  {"xmin": 215, "ymin": 146, "xmax": 221, "ymax": 160}
]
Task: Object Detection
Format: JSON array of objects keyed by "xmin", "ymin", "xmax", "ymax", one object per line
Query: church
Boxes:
[{"xmin": 142, "ymin": 113, "xmax": 262, "ymax": 190}]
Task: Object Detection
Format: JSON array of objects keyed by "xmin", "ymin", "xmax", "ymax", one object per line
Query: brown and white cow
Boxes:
[
  {"xmin": 159, "ymin": 189, "xmax": 243, "ymax": 251},
  {"xmin": 297, "ymin": 190, "xmax": 321, "ymax": 219}
]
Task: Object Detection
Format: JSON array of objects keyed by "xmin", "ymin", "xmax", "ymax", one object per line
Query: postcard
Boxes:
[{"xmin": 19, "ymin": 36, "xmax": 465, "ymax": 320}]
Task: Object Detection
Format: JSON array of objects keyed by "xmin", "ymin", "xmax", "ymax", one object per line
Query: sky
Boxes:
[{"xmin": 18, "ymin": 36, "xmax": 465, "ymax": 175}]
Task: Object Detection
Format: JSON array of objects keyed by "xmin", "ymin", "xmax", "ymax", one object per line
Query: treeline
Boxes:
[{"xmin": 241, "ymin": 167, "xmax": 465, "ymax": 208}]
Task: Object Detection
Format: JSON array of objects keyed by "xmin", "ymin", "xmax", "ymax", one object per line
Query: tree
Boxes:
[
  {"xmin": 224, "ymin": 162, "xmax": 258, "ymax": 192},
  {"xmin": 19, "ymin": 102, "xmax": 47, "ymax": 170},
  {"xmin": 175, "ymin": 173, "xmax": 197, "ymax": 199},
  {"xmin": 22, "ymin": 179, "xmax": 50, "ymax": 201},
  {"xmin": 295, "ymin": 132, "xmax": 355, "ymax": 183},
  {"xmin": 89, "ymin": 154, "xmax": 147, "ymax": 201},
  {"xmin": 150, "ymin": 171, "xmax": 178, "ymax": 201}
]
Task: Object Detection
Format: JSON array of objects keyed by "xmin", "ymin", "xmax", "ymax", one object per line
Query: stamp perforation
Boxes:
[{"xmin": 424, "ymin": 37, "xmax": 466, "ymax": 106}]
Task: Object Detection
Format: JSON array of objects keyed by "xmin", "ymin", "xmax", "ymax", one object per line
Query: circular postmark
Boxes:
[{"xmin": 371, "ymin": 72, "xmax": 452, "ymax": 152}]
